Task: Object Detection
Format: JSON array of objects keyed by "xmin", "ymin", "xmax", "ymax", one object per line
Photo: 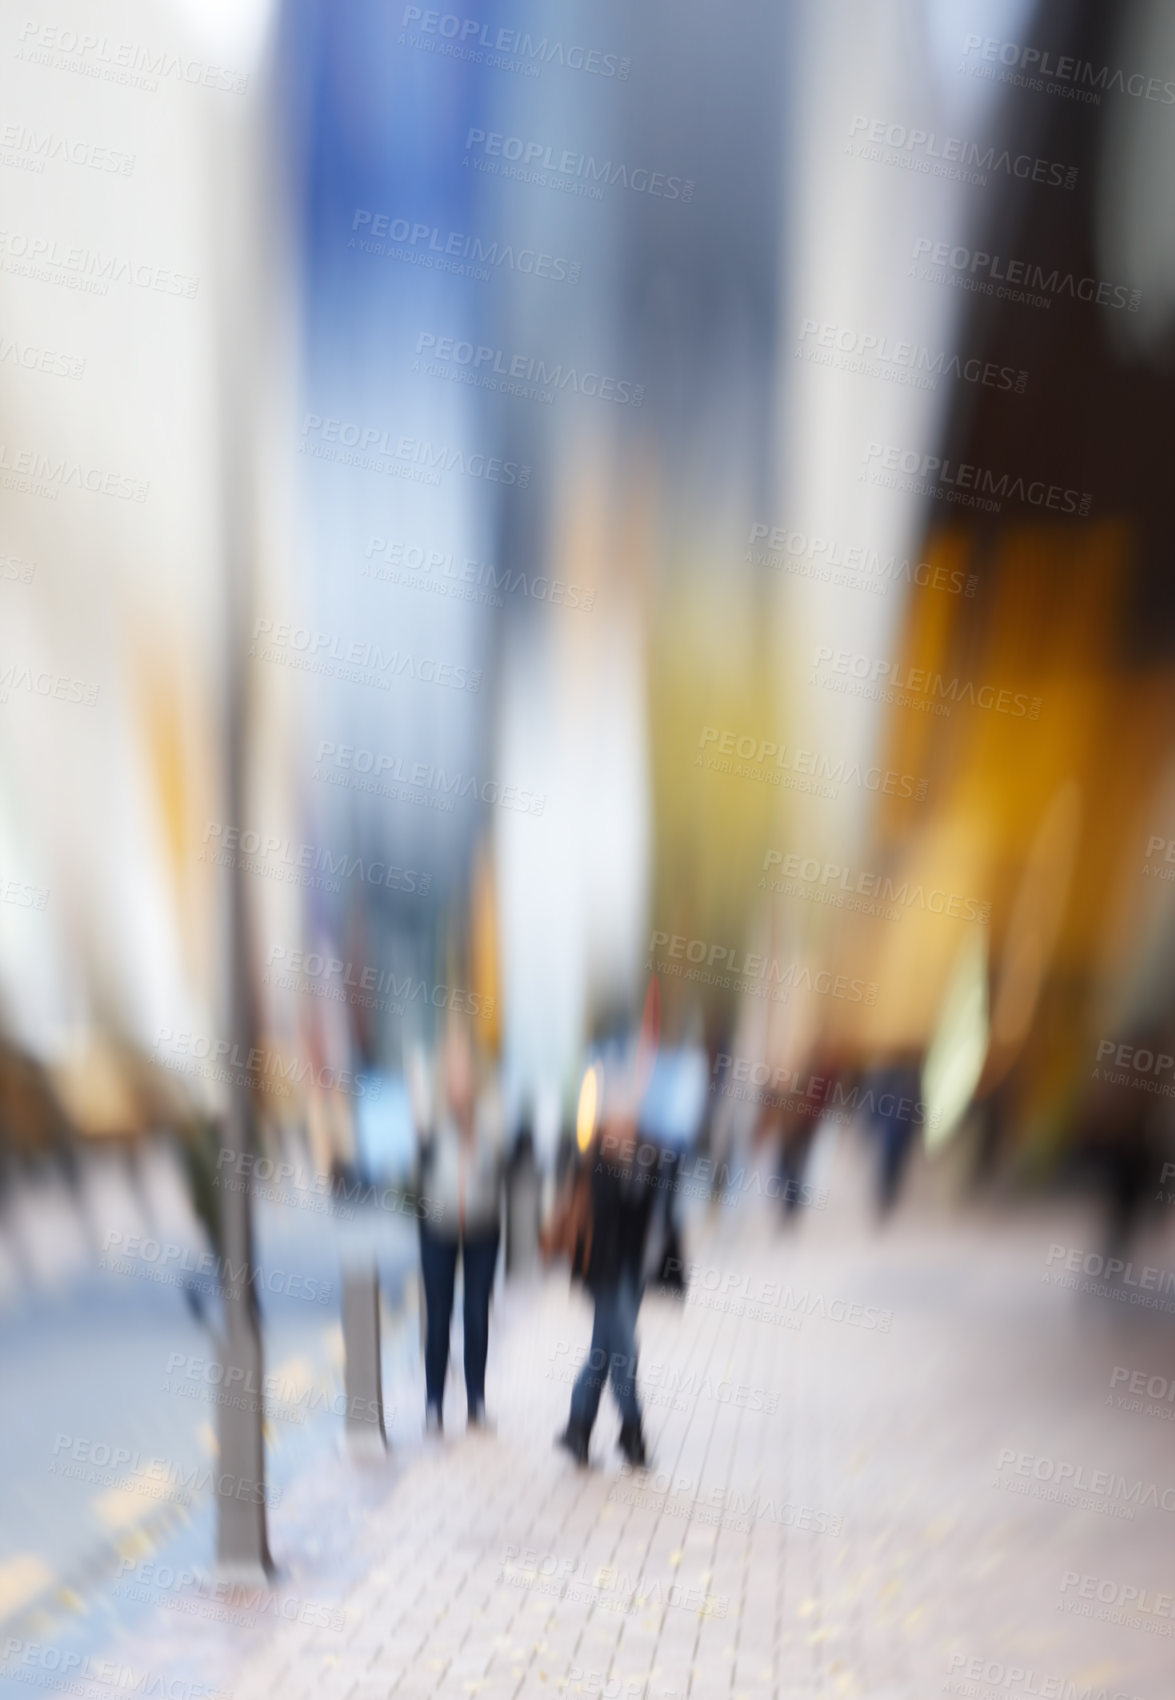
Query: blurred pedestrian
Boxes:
[
  {"xmin": 546, "ymin": 1103, "xmax": 654, "ymax": 1468},
  {"xmin": 864, "ymin": 1056, "xmax": 924, "ymax": 1216},
  {"xmin": 1080, "ymin": 1024, "xmax": 1169, "ymax": 1262},
  {"xmin": 416, "ymin": 1021, "xmax": 503, "ymax": 1434}
]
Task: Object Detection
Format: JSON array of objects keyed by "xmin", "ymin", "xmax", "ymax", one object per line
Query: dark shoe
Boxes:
[
  {"xmin": 467, "ymin": 1401, "xmax": 495, "ymax": 1433},
  {"xmin": 617, "ymin": 1419, "xmax": 648, "ymax": 1468},
  {"xmin": 556, "ymin": 1419, "xmax": 590, "ymax": 1466},
  {"xmin": 425, "ymin": 1404, "xmax": 443, "ymax": 1438}
]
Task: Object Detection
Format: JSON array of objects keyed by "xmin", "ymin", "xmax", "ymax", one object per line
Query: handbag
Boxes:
[{"xmin": 540, "ymin": 1152, "xmax": 594, "ymax": 1279}]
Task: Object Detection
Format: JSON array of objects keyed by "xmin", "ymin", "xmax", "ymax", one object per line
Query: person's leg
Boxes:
[
  {"xmin": 879, "ymin": 1115, "xmax": 913, "ymax": 1214},
  {"xmin": 569, "ymin": 1287, "xmax": 616, "ymax": 1435},
  {"xmin": 779, "ymin": 1131, "xmax": 808, "ymax": 1216},
  {"xmin": 607, "ymin": 1274, "xmax": 643, "ymax": 1429},
  {"xmin": 461, "ymin": 1227, "xmax": 500, "ymax": 1413},
  {"xmin": 419, "ymin": 1224, "xmax": 458, "ymax": 1419}
]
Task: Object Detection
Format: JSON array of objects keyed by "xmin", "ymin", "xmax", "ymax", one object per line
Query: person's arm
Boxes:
[
  {"xmin": 477, "ymin": 1084, "xmax": 506, "ymax": 1176},
  {"xmin": 407, "ymin": 1043, "xmax": 435, "ymax": 1155}
]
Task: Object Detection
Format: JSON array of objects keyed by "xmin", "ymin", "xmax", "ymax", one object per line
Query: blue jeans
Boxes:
[
  {"xmin": 419, "ymin": 1223, "xmax": 500, "ymax": 1413},
  {"xmin": 570, "ymin": 1274, "xmax": 642, "ymax": 1431}
]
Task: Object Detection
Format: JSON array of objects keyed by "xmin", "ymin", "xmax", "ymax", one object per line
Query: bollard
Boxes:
[
  {"xmin": 342, "ymin": 1265, "xmax": 387, "ymax": 1457},
  {"xmin": 215, "ymin": 1109, "xmax": 273, "ymax": 1577}
]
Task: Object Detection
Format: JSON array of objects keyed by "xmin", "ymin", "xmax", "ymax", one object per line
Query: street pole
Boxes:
[
  {"xmin": 211, "ymin": 35, "xmax": 275, "ymax": 1584},
  {"xmin": 214, "ymin": 763, "xmax": 274, "ymax": 1577}
]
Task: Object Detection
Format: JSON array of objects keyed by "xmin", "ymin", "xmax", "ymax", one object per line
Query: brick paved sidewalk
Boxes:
[{"xmin": 24, "ymin": 1155, "xmax": 1175, "ymax": 1700}]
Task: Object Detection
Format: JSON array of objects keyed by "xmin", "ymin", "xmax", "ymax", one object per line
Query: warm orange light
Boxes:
[{"xmin": 576, "ymin": 1064, "xmax": 600, "ymax": 1153}]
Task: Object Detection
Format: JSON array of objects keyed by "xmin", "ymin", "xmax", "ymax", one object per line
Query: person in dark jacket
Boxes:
[{"xmin": 556, "ymin": 1108, "xmax": 654, "ymax": 1468}]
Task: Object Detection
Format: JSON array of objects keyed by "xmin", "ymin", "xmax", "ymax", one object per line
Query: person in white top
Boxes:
[{"xmin": 415, "ymin": 1020, "xmax": 504, "ymax": 1434}]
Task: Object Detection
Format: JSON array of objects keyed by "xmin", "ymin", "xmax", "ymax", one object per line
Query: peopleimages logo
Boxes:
[
  {"xmin": 100, "ymin": 1230, "xmax": 331, "ymax": 1307},
  {"xmin": 698, "ymin": 725, "xmax": 928, "ymax": 800},
  {"xmin": 762, "ymin": 848, "xmax": 990, "ymax": 925},
  {"xmin": 153, "ymin": 1026, "xmax": 383, "ymax": 1103},
  {"xmin": 1060, "ymin": 1571, "xmax": 1175, "ymax": 1637},
  {"xmin": 462, "ymin": 129, "xmax": 694, "ymax": 202},
  {"xmin": 1092, "ymin": 1039, "xmax": 1175, "ymax": 1099},
  {"xmin": 364, "ymin": 537, "xmax": 596, "ymax": 614},
  {"xmin": 0, "ymin": 441, "xmax": 149, "ymax": 502},
  {"xmin": 945, "ymin": 1651, "xmax": 1144, "ymax": 1699},
  {"xmin": 714, "ymin": 1054, "xmax": 935, "ymax": 1128},
  {"xmin": 115, "ymin": 1555, "xmax": 348, "ymax": 1633},
  {"xmin": 647, "ymin": 930, "xmax": 878, "ymax": 1004},
  {"xmin": 50, "ymin": 1432, "xmax": 281, "ymax": 1508},
  {"xmin": 201, "ymin": 822, "xmax": 430, "ymax": 896},
  {"xmin": 265, "ymin": 945, "xmax": 493, "ymax": 1020},
  {"xmin": 1142, "ymin": 833, "xmax": 1175, "ymax": 880},
  {"xmin": 349, "ymin": 208, "xmax": 580, "ymax": 284},
  {"xmin": 0, "ymin": 124, "xmax": 136, "ymax": 176},
  {"xmin": 912, "ymin": 236, "xmax": 1140, "ymax": 312},
  {"xmin": 961, "ymin": 33, "xmax": 1175, "ymax": 106},
  {"xmin": 0, "ymin": 660, "xmax": 100, "ymax": 707},
  {"xmin": 0, "ymin": 228, "xmax": 199, "ymax": 297},
  {"xmin": 15, "ymin": 20, "xmax": 249, "ymax": 94},
  {"xmin": 498, "ymin": 1547, "xmax": 727, "ymax": 1618},
  {"xmin": 810, "ymin": 646, "xmax": 1042, "ymax": 719},
  {"xmin": 1108, "ymin": 1364, "xmax": 1175, "ymax": 1422},
  {"xmin": 609, "ymin": 1470, "xmax": 843, "ymax": 1537},
  {"xmin": 314, "ymin": 739, "xmax": 546, "ymax": 816},
  {"xmin": 993, "ymin": 1446, "xmax": 1175, "ymax": 1515},
  {"xmin": 1044, "ymin": 1242, "xmax": 1175, "ymax": 1313},
  {"xmin": 0, "ymin": 876, "xmax": 49, "ymax": 910},
  {"xmin": 1, "ymin": 1642, "xmax": 228, "ymax": 1700},
  {"xmin": 848, "ymin": 114, "xmax": 1077, "ymax": 189},
  {"xmin": 747, "ymin": 522, "xmax": 977, "ymax": 597},
  {"xmin": 413, "ymin": 332, "xmax": 644, "ymax": 408},
  {"xmin": 252, "ymin": 619, "xmax": 481, "ymax": 695},
  {"xmin": 0, "ymin": 336, "xmax": 85, "ymax": 380},
  {"xmin": 300, "ymin": 414, "xmax": 529, "ymax": 488},
  {"xmin": 398, "ymin": 8, "xmax": 630, "ymax": 81},
  {"xmin": 862, "ymin": 441, "xmax": 1091, "ymax": 517},
  {"xmin": 671, "ymin": 1261, "xmax": 893, "ymax": 1336},
  {"xmin": 797, "ymin": 317, "xmax": 1027, "ymax": 395}
]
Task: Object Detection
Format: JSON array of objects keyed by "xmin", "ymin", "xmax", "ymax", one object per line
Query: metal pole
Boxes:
[
  {"xmin": 213, "ymin": 476, "xmax": 274, "ymax": 1575},
  {"xmin": 212, "ymin": 57, "xmax": 274, "ymax": 1583},
  {"xmin": 214, "ymin": 830, "xmax": 274, "ymax": 1577}
]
